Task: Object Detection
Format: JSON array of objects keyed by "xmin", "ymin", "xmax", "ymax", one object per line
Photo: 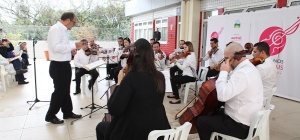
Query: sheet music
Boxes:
[
  {"xmin": 9, "ymin": 55, "xmax": 22, "ymax": 61},
  {"xmin": 82, "ymin": 61, "xmax": 106, "ymax": 71}
]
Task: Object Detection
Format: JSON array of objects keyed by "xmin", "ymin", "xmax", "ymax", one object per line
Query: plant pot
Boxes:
[{"xmin": 44, "ymin": 50, "xmax": 50, "ymax": 61}]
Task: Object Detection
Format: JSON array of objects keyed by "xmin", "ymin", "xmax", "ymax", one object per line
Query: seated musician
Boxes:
[
  {"xmin": 169, "ymin": 40, "xmax": 185, "ymax": 79},
  {"xmin": 199, "ymin": 38, "xmax": 223, "ymax": 80},
  {"xmin": 168, "ymin": 41, "xmax": 196, "ymax": 104},
  {"xmin": 96, "ymin": 38, "xmax": 171, "ymax": 140},
  {"xmin": 109, "ymin": 37, "xmax": 131, "ymax": 83},
  {"xmin": 73, "ymin": 39, "xmax": 99, "ymax": 95},
  {"xmin": 153, "ymin": 41, "xmax": 166, "ymax": 71},
  {"xmin": 252, "ymin": 41, "xmax": 277, "ymax": 101},
  {"xmin": 196, "ymin": 42, "xmax": 263, "ymax": 140},
  {"xmin": 106, "ymin": 37, "xmax": 123, "ymax": 80}
]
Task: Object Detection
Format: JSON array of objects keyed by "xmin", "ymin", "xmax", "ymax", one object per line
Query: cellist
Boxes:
[
  {"xmin": 196, "ymin": 42, "xmax": 263, "ymax": 140},
  {"xmin": 199, "ymin": 38, "xmax": 224, "ymax": 80}
]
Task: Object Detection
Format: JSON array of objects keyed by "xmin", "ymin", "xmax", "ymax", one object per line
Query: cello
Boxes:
[{"xmin": 175, "ymin": 49, "xmax": 264, "ymax": 134}]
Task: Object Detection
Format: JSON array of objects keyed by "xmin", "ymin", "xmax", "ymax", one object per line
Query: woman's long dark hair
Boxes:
[{"xmin": 130, "ymin": 38, "xmax": 165, "ymax": 96}]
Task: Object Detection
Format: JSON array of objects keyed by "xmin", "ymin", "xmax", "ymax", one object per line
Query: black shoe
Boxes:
[
  {"xmin": 169, "ymin": 100, "xmax": 181, "ymax": 104},
  {"xmin": 73, "ymin": 90, "xmax": 81, "ymax": 95},
  {"xmin": 88, "ymin": 80, "xmax": 92, "ymax": 90},
  {"xmin": 46, "ymin": 117, "xmax": 64, "ymax": 124},
  {"xmin": 63, "ymin": 113, "xmax": 82, "ymax": 119},
  {"xmin": 72, "ymin": 79, "xmax": 76, "ymax": 81},
  {"xmin": 18, "ymin": 81, "xmax": 29, "ymax": 85},
  {"xmin": 167, "ymin": 95, "xmax": 176, "ymax": 98},
  {"xmin": 16, "ymin": 69, "xmax": 27, "ymax": 74}
]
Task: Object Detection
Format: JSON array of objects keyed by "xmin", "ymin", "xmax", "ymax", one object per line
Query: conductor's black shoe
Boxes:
[
  {"xmin": 46, "ymin": 117, "xmax": 64, "ymax": 124},
  {"xmin": 63, "ymin": 113, "xmax": 82, "ymax": 119},
  {"xmin": 72, "ymin": 79, "xmax": 76, "ymax": 81},
  {"xmin": 88, "ymin": 80, "xmax": 92, "ymax": 90},
  {"xmin": 18, "ymin": 81, "xmax": 29, "ymax": 85}
]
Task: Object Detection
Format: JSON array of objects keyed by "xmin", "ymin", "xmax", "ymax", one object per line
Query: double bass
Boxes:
[{"xmin": 175, "ymin": 48, "xmax": 264, "ymax": 134}]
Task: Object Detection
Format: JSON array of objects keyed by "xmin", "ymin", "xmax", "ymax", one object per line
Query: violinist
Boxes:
[
  {"xmin": 168, "ymin": 41, "xmax": 196, "ymax": 104},
  {"xmin": 169, "ymin": 40, "xmax": 185, "ymax": 79},
  {"xmin": 153, "ymin": 41, "xmax": 166, "ymax": 71},
  {"xmin": 196, "ymin": 42, "xmax": 263, "ymax": 140},
  {"xmin": 199, "ymin": 38, "xmax": 223, "ymax": 80},
  {"xmin": 96, "ymin": 38, "xmax": 170, "ymax": 140},
  {"xmin": 252, "ymin": 41, "xmax": 277, "ymax": 101},
  {"xmin": 109, "ymin": 37, "xmax": 131, "ymax": 83},
  {"xmin": 73, "ymin": 39, "xmax": 99, "ymax": 95},
  {"xmin": 106, "ymin": 37, "xmax": 124, "ymax": 80}
]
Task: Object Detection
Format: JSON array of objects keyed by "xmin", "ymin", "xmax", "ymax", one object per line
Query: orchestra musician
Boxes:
[
  {"xmin": 199, "ymin": 38, "xmax": 223, "ymax": 80},
  {"xmin": 96, "ymin": 38, "xmax": 170, "ymax": 140},
  {"xmin": 109, "ymin": 37, "xmax": 131, "ymax": 83},
  {"xmin": 169, "ymin": 40, "xmax": 185, "ymax": 79},
  {"xmin": 168, "ymin": 41, "xmax": 196, "ymax": 104},
  {"xmin": 196, "ymin": 42, "xmax": 263, "ymax": 140},
  {"xmin": 106, "ymin": 37, "xmax": 124, "ymax": 80},
  {"xmin": 153, "ymin": 41, "xmax": 166, "ymax": 71},
  {"xmin": 73, "ymin": 39, "xmax": 99, "ymax": 95},
  {"xmin": 252, "ymin": 41, "xmax": 277, "ymax": 101}
]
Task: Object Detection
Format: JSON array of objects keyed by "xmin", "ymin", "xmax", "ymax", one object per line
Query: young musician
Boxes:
[
  {"xmin": 169, "ymin": 40, "xmax": 185, "ymax": 79},
  {"xmin": 196, "ymin": 42, "xmax": 263, "ymax": 140},
  {"xmin": 168, "ymin": 41, "xmax": 196, "ymax": 104},
  {"xmin": 199, "ymin": 38, "xmax": 223, "ymax": 80},
  {"xmin": 252, "ymin": 41, "xmax": 277, "ymax": 100},
  {"xmin": 110, "ymin": 37, "xmax": 131, "ymax": 83},
  {"xmin": 73, "ymin": 39, "xmax": 99, "ymax": 95},
  {"xmin": 106, "ymin": 37, "xmax": 123, "ymax": 80},
  {"xmin": 96, "ymin": 38, "xmax": 170, "ymax": 140},
  {"xmin": 153, "ymin": 41, "xmax": 166, "ymax": 71}
]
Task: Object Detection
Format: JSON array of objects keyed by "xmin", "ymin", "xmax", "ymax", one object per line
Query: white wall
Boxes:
[
  {"xmin": 132, "ymin": 6, "xmax": 179, "ymax": 23},
  {"xmin": 125, "ymin": 0, "xmax": 181, "ymax": 17}
]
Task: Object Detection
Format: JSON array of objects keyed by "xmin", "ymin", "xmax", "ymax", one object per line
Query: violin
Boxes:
[
  {"xmin": 123, "ymin": 45, "xmax": 135, "ymax": 74},
  {"xmin": 243, "ymin": 42, "xmax": 265, "ymax": 66},
  {"xmin": 156, "ymin": 49, "xmax": 165, "ymax": 59},
  {"xmin": 120, "ymin": 46, "xmax": 130, "ymax": 59},
  {"xmin": 170, "ymin": 51, "xmax": 191, "ymax": 63},
  {"xmin": 208, "ymin": 46, "xmax": 218, "ymax": 58},
  {"xmin": 84, "ymin": 48, "xmax": 97, "ymax": 56}
]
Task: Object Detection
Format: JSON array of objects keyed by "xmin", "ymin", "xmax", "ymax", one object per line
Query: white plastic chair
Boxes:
[
  {"xmin": 210, "ymin": 105, "xmax": 275, "ymax": 140},
  {"xmin": 180, "ymin": 66, "xmax": 209, "ymax": 104},
  {"xmin": 148, "ymin": 122, "xmax": 192, "ymax": 140},
  {"xmin": 0, "ymin": 65, "xmax": 8, "ymax": 92},
  {"xmin": 82, "ymin": 74, "xmax": 98, "ymax": 94},
  {"xmin": 264, "ymin": 87, "xmax": 277, "ymax": 109}
]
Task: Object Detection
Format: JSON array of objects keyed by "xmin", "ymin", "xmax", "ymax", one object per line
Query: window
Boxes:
[
  {"xmin": 155, "ymin": 18, "xmax": 168, "ymax": 42},
  {"xmin": 133, "ymin": 21, "xmax": 153, "ymax": 41},
  {"xmin": 246, "ymin": 5, "xmax": 273, "ymax": 12},
  {"xmin": 291, "ymin": 0, "xmax": 300, "ymax": 6},
  {"xmin": 223, "ymin": 9, "xmax": 244, "ymax": 15}
]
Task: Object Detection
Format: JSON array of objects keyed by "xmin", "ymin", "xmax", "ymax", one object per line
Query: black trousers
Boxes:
[
  {"xmin": 196, "ymin": 109, "xmax": 249, "ymax": 140},
  {"xmin": 169, "ymin": 65, "xmax": 183, "ymax": 79},
  {"xmin": 206, "ymin": 67, "xmax": 220, "ymax": 80},
  {"xmin": 106, "ymin": 63, "xmax": 118, "ymax": 75},
  {"xmin": 96, "ymin": 121, "xmax": 111, "ymax": 140},
  {"xmin": 110, "ymin": 66, "xmax": 122, "ymax": 83},
  {"xmin": 45, "ymin": 61, "xmax": 73, "ymax": 120},
  {"xmin": 75, "ymin": 68, "xmax": 99, "ymax": 91},
  {"xmin": 21, "ymin": 53, "xmax": 29, "ymax": 65},
  {"xmin": 170, "ymin": 75, "xmax": 196, "ymax": 99}
]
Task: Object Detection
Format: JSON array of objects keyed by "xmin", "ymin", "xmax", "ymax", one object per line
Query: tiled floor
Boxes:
[{"xmin": 0, "ymin": 59, "xmax": 300, "ymax": 140}]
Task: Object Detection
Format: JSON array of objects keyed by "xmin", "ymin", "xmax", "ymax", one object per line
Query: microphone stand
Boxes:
[{"xmin": 27, "ymin": 39, "xmax": 50, "ymax": 110}]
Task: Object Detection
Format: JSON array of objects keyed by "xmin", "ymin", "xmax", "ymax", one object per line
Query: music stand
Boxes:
[{"xmin": 71, "ymin": 62, "xmax": 106, "ymax": 125}]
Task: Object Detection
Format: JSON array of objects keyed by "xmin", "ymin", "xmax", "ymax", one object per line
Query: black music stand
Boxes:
[
  {"xmin": 27, "ymin": 39, "xmax": 50, "ymax": 110},
  {"xmin": 71, "ymin": 65, "xmax": 106, "ymax": 125}
]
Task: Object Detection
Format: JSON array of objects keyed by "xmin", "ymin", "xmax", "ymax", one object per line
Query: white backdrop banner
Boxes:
[{"xmin": 206, "ymin": 7, "xmax": 300, "ymax": 102}]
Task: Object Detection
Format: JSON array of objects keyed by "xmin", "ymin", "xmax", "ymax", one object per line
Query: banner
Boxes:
[{"xmin": 206, "ymin": 7, "xmax": 300, "ymax": 102}]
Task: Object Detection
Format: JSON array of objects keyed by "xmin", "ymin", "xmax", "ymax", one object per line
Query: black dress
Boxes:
[{"xmin": 105, "ymin": 71, "xmax": 171, "ymax": 140}]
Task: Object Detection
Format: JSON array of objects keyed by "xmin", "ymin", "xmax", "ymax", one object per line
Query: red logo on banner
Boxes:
[
  {"xmin": 210, "ymin": 27, "xmax": 224, "ymax": 39},
  {"xmin": 260, "ymin": 17, "xmax": 300, "ymax": 56}
]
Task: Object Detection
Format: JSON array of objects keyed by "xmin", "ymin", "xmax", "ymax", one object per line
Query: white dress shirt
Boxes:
[
  {"xmin": 216, "ymin": 59, "xmax": 263, "ymax": 126},
  {"xmin": 0, "ymin": 55, "xmax": 15, "ymax": 74},
  {"xmin": 74, "ymin": 49, "xmax": 98, "ymax": 68},
  {"xmin": 176, "ymin": 52, "xmax": 196, "ymax": 77},
  {"xmin": 120, "ymin": 51, "xmax": 129, "ymax": 68},
  {"xmin": 202, "ymin": 48, "xmax": 224, "ymax": 66},
  {"xmin": 154, "ymin": 51, "xmax": 166, "ymax": 71},
  {"xmin": 47, "ymin": 21, "xmax": 76, "ymax": 61},
  {"xmin": 256, "ymin": 57, "xmax": 277, "ymax": 100}
]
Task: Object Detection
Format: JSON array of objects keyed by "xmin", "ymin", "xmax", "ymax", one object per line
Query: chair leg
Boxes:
[
  {"xmin": 1, "ymin": 76, "xmax": 6, "ymax": 92},
  {"xmin": 183, "ymin": 83, "xmax": 190, "ymax": 104}
]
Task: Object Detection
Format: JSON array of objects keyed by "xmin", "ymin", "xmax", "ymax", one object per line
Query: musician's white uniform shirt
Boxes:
[
  {"xmin": 216, "ymin": 59, "xmax": 263, "ymax": 126},
  {"xmin": 202, "ymin": 48, "xmax": 224, "ymax": 66},
  {"xmin": 256, "ymin": 57, "xmax": 277, "ymax": 100},
  {"xmin": 47, "ymin": 21, "xmax": 76, "ymax": 61},
  {"xmin": 74, "ymin": 49, "xmax": 98, "ymax": 68},
  {"xmin": 176, "ymin": 52, "xmax": 196, "ymax": 77},
  {"xmin": 154, "ymin": 51, "xmax": 166, "ymax": 71}
]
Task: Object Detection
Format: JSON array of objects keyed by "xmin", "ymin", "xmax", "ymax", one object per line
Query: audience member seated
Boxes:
[
  {"xmin": 73, "ymin": 39, "xmax": 99, "ymax": 95},
  {"xmin": 96, "ymin": 38, "xmax": 170, "ymax": 140}
]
